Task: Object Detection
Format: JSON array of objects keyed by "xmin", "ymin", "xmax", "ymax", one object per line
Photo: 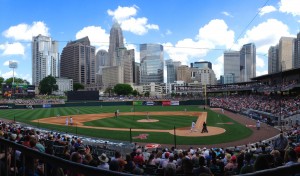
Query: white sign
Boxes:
[{"xmin": 9, "ymin": 61, "xmax": 18, "ymax": 68}]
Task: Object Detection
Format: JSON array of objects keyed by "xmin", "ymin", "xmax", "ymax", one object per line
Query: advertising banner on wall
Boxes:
[
  {"xmin": 43, "ymin": 104, "xmax": 52, "ymax": 108},
  {"xmin": 170, "ymin": 101, "xmax": 180, "ymax": 106},
  {"xmin": 162, "ymin": 101, "xmax": 171, "ymax": 106},
  {"xmin": 133, "ymin": 101, "xmax": 143, "ymax": 106},
  {"xmin": 145, "ymin": 101, "xmax": 154, "ymax": 106},
  {"xmin": 0, "ymin": 104, "xmax": 11, "ymax": 109}
]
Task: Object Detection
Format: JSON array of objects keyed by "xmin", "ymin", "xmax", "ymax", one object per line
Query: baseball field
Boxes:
[{"xmin": 0, "ymin": 105, "xmax": 261, "ymax": 146}]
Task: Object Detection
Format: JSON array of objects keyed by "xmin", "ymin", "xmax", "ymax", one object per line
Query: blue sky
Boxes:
[{"xmin": 0, "ymin": 0, "xmax": 300, "ymax": 84}]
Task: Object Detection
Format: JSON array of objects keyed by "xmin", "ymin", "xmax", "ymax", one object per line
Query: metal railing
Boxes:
[
  {"xmin": 0, "ymin": 138, "xmax": 133, "ymax": 176},
  {"xmin": 241, "ymin": 163, "xmax": 300, "ymax": 176},
  {"xmin": 1, "ymin": 136, "xmax": 300, "ymax": 176}
]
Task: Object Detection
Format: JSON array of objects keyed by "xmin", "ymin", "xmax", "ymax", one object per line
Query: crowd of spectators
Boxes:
[
  {"xmin": 0, "ymin": 98, "xmax": 65, "ymax": 105},
  {"xmin": 210, "ymin": 94, "xmax": 300, "ymax": 119},
  {"xmin": 1, "ymin": 119, "xmax": 300, "ymax": 176},
  {"xmin": 207, "ymin": 79, "xmax": 299, "ymax": 93}
]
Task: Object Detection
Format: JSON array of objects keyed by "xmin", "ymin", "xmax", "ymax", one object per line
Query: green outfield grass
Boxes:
[
  {"xmin": 0, "ymin": 105, "xmax": 252, "ymax": 145},
  {"xmin": 84, "ymin": 115, "xmax": 198, "ymax": 129}
]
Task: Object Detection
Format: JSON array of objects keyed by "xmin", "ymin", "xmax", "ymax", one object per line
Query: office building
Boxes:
[
  {"xmin": 166, "ymin": 59, "xmax": 181, "ymax": 84},
  {"xmin": 108, "ymin": 22, "xmax": 124, "ymax": 67},
  {"xmin": 177, "ymin": 65, "xmax": 191, "ymax": 83},
  {"xmin": 140, "ymin": 44, "xmax": 164, "ymax": 84},
  {"xmin": 60, "ymin": 36, "xmax": 95, "ymax": 86},
  {"xmin": 134, "ymin": 62, "xmax": 140, "ymax": 85},
  {"xmin": 279, "ymin": 37, "xmax": 294, "ymax": 71},
  {"xmin": 191, "ymin": 67, "xmax": 216, "ymax": 85},
  {"xmin": 268, "ymin": 45, "xmax": 279, "ymax": 74},
  {"xmin": 123, "ymin": 49, "xmax": 135, "ymax": 84},
  {"xmin": 102, "ymin": 66, "xmax": 124, "ymax": 88},
  {"xmin": 32, "ymin": 34, "xmax": 59, "ymax": 86},
  {"xmin": 240, "ymin": 43, "xmax": 256, "ymax": 82},
  {"xmin": 224, "ymin": 51, "xmax": 240, "ymax": 84},
  {"xmin": 191, "ymin": 61, "xmax": 212, "ymax": 69},
  {"xmin": 294, "ymin": 32, "xmax": 300, "ymax": 69}
]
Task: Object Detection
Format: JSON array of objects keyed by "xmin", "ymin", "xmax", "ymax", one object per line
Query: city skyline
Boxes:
[{"xmin": 1, "ymin": 0, "xmax": 300, "ymax": 84}]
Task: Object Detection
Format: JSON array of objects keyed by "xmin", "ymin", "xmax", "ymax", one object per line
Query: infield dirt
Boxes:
[{"xmin": 33, "ymin": 111, "xmax": 225, "ymax": 137}]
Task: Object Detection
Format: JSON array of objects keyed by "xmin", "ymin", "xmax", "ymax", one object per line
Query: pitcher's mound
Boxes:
[{"xmin": 137, "ymin": 119, "xmax": 159, "ymax": 123}]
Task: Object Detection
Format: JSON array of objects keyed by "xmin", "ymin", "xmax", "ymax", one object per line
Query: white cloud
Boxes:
[
  {"xmin": 212, "ymin": 55, "xmax": 224, "ymax": 79},
  {"xmin": 279, "ymin": 0, "xmax": 300, "ymax": 16},
  {"xmin": 256, "ymin": 56, "xmax": 265, "ymax": 68},
  {"xmin": 2, "ymin": 21, "xmax": 49, "ymax": 41},
  {"xmin": 256, "ymin": 70, "xmax": 268, "ymax": 76},
  {"xmin": 237, "ymin": 19, "xmax": 292, "ymax": 53},
  {"xmin": 76, "ymin": 26, "xmax": 109, "ymax": 50},
  {"xmin": 163, "ymin": 19, "xmax": 234, "ymax": 65},
  {"xmin": 197, "ymin": 19, "xmax": 235, "ymax": 48},
  {"xmin": 222, "ymin": 11, "xmax": 233, "ymax": 17},
  {"xmin": 0, "ymin": 42, "xmax": 25, "ymax": 55},
  {"xmin": 18, "ymin": 73, "xmax": 32, "ymax": 84},
  {"xmin": 107, "ymin": 5, "xmax": 139, "ymax": 21},
  {"xmin": 259, "ymin": 5, "xmax": 276, "ymax": 16},
  {"xmin": 1, "ymin": 70, "xmax": 18, "ymax": 79},
  {"xmin": 107, "ymin": 6, "xmax": 159, "ymax": 35}
]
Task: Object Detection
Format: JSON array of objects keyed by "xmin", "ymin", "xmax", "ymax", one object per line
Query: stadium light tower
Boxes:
[{"xmin": 9, "ymin": 61, "xmax": 18, "ymax": 84}]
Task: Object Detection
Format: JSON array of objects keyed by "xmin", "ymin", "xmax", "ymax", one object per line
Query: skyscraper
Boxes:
[
  {"xmin": 108, "ymin": 22, "xmax": 124, "ymax": 66},
  {"xmin": 140, "ymin": 44, "xmax": 164, "ymax": 84},
  {"xmin": 177, "ymin": 65, "xmax": 191, "ymax": 83},
  {"xmin": 32, "ymin": 34, "xmax": 59, "ymax": 86},
  {"xmin": 123, "ymin": 49, "xmax": 135, "ymax": 84},
  {"xmin": 95, "ymin": 50, "xmax": 109, "ymax": 86},
  {"xmin": 134, "ymin": 62, "xmax": 140, "ymax": 85},
  {"xmin": 268, "ymin": 45, "xmax": 279, "ymax": 74},
  {"xmin": 294, "ymin": 32, "xmax": 300, "ymax": 69},
  {"xmin": 96, "ymin": 50, "xmax": 109, "ymax": 73},
  {"xmin": 166, "ymin": 59, "xmax": 181, "ymax": 84},
  {"xmin": 191, "ymin": 61, "xmax": 212, "ymax": 69},
  {"xmin": 224, "ymin": 51, "xmax": 240, "ymax": 84},
  {"xmin": 60, "ymin": 36, "xmax": 95, "ymax": 85},
  {"xmin": 240, "ymin": 43, "xmax": 256, "ymax": 82},
  {"xmin": 279, "ymin": 37, "xmax": 294, "ymax": 71}
]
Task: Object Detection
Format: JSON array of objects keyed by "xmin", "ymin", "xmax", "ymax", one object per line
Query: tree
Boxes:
[
  {"xmin": 104, "ymin": 87, "xmax": 114, "ymax": 96},
  {"xmin": 171, "ymin": 92, "xmax": 176, "ymax": 97},
  {"xmin": 113, "ymin": 84, "xmax": 133, "ymax": 96},
  {"xmin": 144, "ymin": 91, "xmax": 150, "ymax": 97},
  {"xmin": 38, "ymin": 76, "xmax": 58, "ymax": 95},
  {"xmin": 5, "ymin": 77, "xmax": 29, "ymax": 84},
  {"xmin": 0, "ymin": 77, "xmax": 4, "ymax": 90},
  {"xmin": 132, "ymin": 89, "xmax": 139, "ymax": 96},
  {"xmin": 73, "ymin": 83, "xmax": 84, "ymax": 91}
]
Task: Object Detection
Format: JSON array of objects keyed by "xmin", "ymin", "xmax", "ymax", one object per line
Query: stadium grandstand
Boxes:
[{"xmin": 0, "ymin": 69, "xmax": 300, "ymax": 175}]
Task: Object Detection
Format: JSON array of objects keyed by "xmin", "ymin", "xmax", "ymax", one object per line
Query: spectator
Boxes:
[
  {"xmin": 192, "ymin": 156, "xmax": 213, "ymax": 176},
  {"xmin": 97, "ymin": 153, "xmax": 109, "ymax": 170}
]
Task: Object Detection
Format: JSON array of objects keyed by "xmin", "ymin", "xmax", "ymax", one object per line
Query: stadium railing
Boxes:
[
  {"xmin": 2, "ymin": 138, "xmax": 300, "ymax": 176},
  {"xmin": 0, "ymin": 138, "xmax": 133, "ymax": 176},
  {"xmin": 240, "ymin": 163, "xmax": 300, "ymax": 176}
]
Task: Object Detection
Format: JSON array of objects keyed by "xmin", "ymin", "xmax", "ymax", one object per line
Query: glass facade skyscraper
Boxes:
[
  {"xmin": 224, "ymin": 51, "xmax": 240, "ymax": 84},
  {"xmin": 166, "ymin": 59, "xmax": 181, "ymax": 84},
  {"xmin": 140, "ymin": 44, "xmax": 164, "ymax": 84},
  {"xmin": 240, "ymin": 43, "xmax": 256, "ymax": 82},
  {"xmin": 268, "ymin": 45, "xmax": 279, "ymax": 74},
  {"xmin": 191, "ymin": 61, "xmax": 212, "ymax": 69}
]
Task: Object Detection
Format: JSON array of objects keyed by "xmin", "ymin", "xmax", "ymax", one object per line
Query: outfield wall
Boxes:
[{"xmin": 0, "ymin": 99, "xmax": 208, "ymax": 109}]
